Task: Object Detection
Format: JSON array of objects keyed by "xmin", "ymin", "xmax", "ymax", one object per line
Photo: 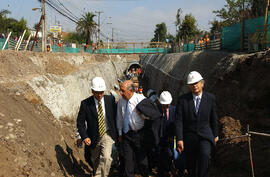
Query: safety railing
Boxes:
[
  {"xmin": 218, "ymin": 124, "xmax": 270, "ymax": 177},
  {"xmin": 195, "ymin": 39, "xmax": 221, "ymax": 51}
]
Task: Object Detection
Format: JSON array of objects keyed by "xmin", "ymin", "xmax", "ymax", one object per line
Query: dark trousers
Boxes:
[
  {"xmin": 184, "ymin": 134, "xmax": 211, "ymax": 177},
  {"xmin": 122, "ymin": 130, "xmax": 149, "ymax": 177},
  {"xmin": 157, "ymin": 139, "xmax": 174, "ymax": 176}
]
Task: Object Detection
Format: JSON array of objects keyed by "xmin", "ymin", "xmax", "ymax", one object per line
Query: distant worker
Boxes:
[
  {"xmin": 204, "ymin": 34, "xmax": 210, "ymax": 47},
  {"xmin": 77, "ymin": 77, "xmax": 117, "ymax": 177},
  {"xmin": 175, "ymin": 71, "xmax": 219, "ymax": 177},
  {"xmin": 199, "ymin": 37, "xmax": 204, "ymax": 47},
  {"xmin": 131, "ymin": 77, "xmax": 140, "ymax": 93}
]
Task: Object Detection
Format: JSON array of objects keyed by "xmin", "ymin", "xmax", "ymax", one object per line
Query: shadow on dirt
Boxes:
[{"xmin": 55, "ymin": 142, "xmax": 92, "ymax": 177}]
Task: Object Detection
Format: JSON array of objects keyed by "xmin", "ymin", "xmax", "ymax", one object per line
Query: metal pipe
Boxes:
[
  {"xmin": 17, "ymin": 30, "xmax": 26, "ymax": 51},
  {"xmin": 249, "ymin": 131, "xmax": 270, "ymax": 137},
  {"xmin": 15, "ymin": 36, "xmax": 22, "ymax": 50},
  {"xmin": 2, "ymin": 32, "xmax": 12, "ymax": 50},
  {"xmin": 24, "ymin": 34, "xmax": 32, "ymax": 51},
  {"xmin": 247, "ymin": 125, "xmax": 255, "ymax": 177}
]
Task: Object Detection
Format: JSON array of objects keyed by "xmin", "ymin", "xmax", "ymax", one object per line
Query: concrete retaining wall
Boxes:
[
  {"xmin": 140, "ymin": 51, "xmax": 234, "ymax": 105},
  {"xmin": 27, "ymin": 55, "xmax": 126, "ymax": 120}
]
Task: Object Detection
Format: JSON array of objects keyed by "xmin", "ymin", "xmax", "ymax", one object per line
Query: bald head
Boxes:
[{"xmin": 120, "ymin": 80, "xmax": 134, "ymax": 100}]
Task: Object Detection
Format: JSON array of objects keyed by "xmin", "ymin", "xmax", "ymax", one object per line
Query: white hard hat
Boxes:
[
  {"xmin": 187, "ymin": 71, "xmax": 203, "ymax": 84},
  {"xmin": 91, "ymin": 77, "xmax": 106, "ymax": 91},
  {"xmin": 159, "ymin": 91, "xmax": 172, "ymax": 105}
]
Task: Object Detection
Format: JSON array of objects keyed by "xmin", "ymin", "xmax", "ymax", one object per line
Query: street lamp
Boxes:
[{"xmin": 32, "ymin": 7, "xmax": 41, "ymax": 11}]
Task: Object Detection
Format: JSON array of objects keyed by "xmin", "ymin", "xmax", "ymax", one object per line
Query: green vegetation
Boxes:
[
  {"xmin": 76, "ymin": 12, "xmax": 97, "ymax": 45},
  {"xmin": 213, "ymin": 0, "xmax": 266, "ymax": 27},
  {"xmin": 0, "ymin": 9, "xmax": 30, "ymax": 38},
  {"xmin": 63, "ymin": 32, "xmax": 85, "ymax": 44},
  {"xmin": 151, "ymin": 22, "xmax": 167, "ymax": 42}
]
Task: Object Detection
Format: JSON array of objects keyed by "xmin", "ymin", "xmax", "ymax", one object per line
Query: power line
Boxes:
[
  {"xmin": 45, "ymin": 0, "xmax": 78, "ymax": 24},
  {"xmin": 55, "ymin": 0, "xmax": 80, "ymax": 21}
]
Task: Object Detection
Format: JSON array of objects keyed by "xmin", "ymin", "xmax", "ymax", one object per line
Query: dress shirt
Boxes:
[
  {"xmin": 192, "ymin": 92, "xmax": 203, "ymax": 108},
  {"xmin": 116, "ymin": 93, "xmax": 145, "ymax": 136},
  {"xmin": 162, "ymin": 108, "xmax": 169, "ymax": 120},
  {"xmin": 94, "ymin": 97, "xmax": 108, "ymax": 131}
]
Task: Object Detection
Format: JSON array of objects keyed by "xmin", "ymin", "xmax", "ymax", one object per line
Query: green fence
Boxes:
[
  {"xmin": 222, "ymin": 14, "xmax": 270, "ymax": 51},
  {"xmin": 85, "ymin": 47, "xmax": 166, "ymax": 54},
  {"xmin": 1, "ymin": 39, "xmax": 167, "ymax": 54},
  {"xmin": 0, "ymin": 38, "xmax": 8, "ymax": 49},
  {"xmin": 183, "ymin": 44, "xmax": 195, "ymax": 52}
]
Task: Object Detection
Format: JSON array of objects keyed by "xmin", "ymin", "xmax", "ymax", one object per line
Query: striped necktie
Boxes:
[{"xmin": 98, "ymin": 101, "xmax": 106, "ymax": 137}]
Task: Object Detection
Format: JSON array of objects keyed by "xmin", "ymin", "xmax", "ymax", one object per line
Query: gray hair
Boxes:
[{"xmin": 126, "ymin": 82, "xmax": 136, "ymax": 92}]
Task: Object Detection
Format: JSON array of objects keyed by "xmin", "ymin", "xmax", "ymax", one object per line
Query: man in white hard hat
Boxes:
[
  {"xmin": 77, "ymin": 77, "xmax": 117, "ymax": 177},
  {"xmin": 156, "ymin": 91, "xmax": 176, "ymax": 177},
  {"xmin": 175, "ymin": 71, "xmax": 219, "ymax": 177}
]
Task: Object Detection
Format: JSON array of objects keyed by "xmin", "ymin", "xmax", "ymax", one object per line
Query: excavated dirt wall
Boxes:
[
  {"xmin": 0, "ymin": 51, "xmax": 135, "ymax": 177},
  {"xmin": 140, "ymin": 50, "xmax": 270, "ymax": 177},
  {"xmin": 1, "ymin": 51, "xmax": 129, "ymax": 120},
  {"xmin": 140, "ymin": 51, "xmax": 234, "ymax": 104}
]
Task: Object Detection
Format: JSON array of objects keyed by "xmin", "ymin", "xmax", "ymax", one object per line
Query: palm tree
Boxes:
[{"xmin": 76, "ymin": 12, "xmax": 97, "ymax": 45}]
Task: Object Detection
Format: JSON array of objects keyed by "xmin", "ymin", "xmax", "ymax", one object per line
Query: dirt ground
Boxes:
[
  {"xmin": 0, "ymin": 51, "xmax": 140, "ymax": 177},
  {"xmin": 0, "ymin": 50, "xmax": 269, "ymax": 177},
  {"xmin": 209, "ymin": 50, "xmax": 270, "ymax": 177}
]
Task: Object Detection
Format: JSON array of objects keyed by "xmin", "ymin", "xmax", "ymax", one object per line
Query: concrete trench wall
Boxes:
[
  {"xmin": 140, "ymin": 51, "xmax": 234, "ymax": 105},
  {"xmin": 27, "ymin": 55, "xmax": 127, "ymax": 120}
]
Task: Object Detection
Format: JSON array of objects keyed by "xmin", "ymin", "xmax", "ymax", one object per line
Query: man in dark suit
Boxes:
[
  {"xmin": 175, "ymin": 71, "xmax": 219, "ymax": 177},
  {"xmin": 77, "ymin": 77, "xmax": 117, "ymax": 177}
]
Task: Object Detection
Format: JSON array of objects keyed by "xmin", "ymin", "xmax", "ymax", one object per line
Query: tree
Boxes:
[
  {"xmin": 33, "ymin": 23, "xmax": 40, "ymax": 30},
  {"xmin": 209, "ymin": 19, "xmax": 224, "ymax": 36},
  {"xmin": 0, "ymin": 9, "xmax": 11, "ymax": 33},
  {"xmin": 151, "ymin": 22, "xmax": 167, "ymax": 42},
  {"xmin": 166, "ymin": 33, "xmax": 175, "ymax": 43},
  {"xmin": 177, "ymin": 14, "xmax": 199, "ymax": 43},
  {"xmin": 63, "ymin": 32, "xmax": 85, "ymax": 44},
  {"xmin": 76, "ymin": 12, "xmax": 97, "ymax": 45},
  {"xmin": 251, "ymin": 0, "xmax": 265, "ymax": 17},
  {"xmin": 175, "ymin": 8, "xmax": 182, "ymax": 32},
  {"xmin": 212, "ymin": 0, "xmax": 266, "ymax": 26}
]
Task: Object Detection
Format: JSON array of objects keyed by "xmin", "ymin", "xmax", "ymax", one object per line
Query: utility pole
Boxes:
[
  {"xmin": 41, "ymin": 0, "xmax": 46, "ymax": 52},
  {"xmin": 263, "ymin": 0, "xmax": 270, "ymax": 49},
  {"xmin": 95, "ymin": 11, "xmax": 103, "ymax": 47},
  {"xmin": 241, "ymin": 0, "xmax": 245, "ymax": 51},
  {"xmin": 112, "ymin": 28, "xmax": 114, "ymax": 42}
]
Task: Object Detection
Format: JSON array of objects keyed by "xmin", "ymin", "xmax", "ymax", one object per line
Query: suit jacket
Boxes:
[
  {"xmin": 158, "ymin": 105, "xmax": 176, "ymax": 140},
  {"xmin": 136, "ymin": 98, "xmax": 162, "ymax": 148},
  {"xmin": 77, "ymin": 95, "xmax": 117, "ymax": 148},
  {"xmin": 175, "ymin": 91, "xmax": 218, "ymax": 145}
]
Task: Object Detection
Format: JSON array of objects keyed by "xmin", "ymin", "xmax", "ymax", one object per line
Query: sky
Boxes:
[{"xmin": 0, "ymin": 0, "xmax": 226, "ymax": 42}]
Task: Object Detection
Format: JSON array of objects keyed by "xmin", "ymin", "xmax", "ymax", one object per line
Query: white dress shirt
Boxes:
[
  {"xmin": 192, "ymin": 92, "xmax": 203, "ymax": 108},
  {"xmin": 116, "ymin": 93, "xmax": 145, "ymax": 136},
  {"xmin": 94, "ymin": 97, "xmax": 108, "ymax": 131}
]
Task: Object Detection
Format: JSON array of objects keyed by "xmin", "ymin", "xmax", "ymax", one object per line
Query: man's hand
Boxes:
[
  {"xmin": 83, "ymin": 138, "xmax": 91, "ymax": 146},
  {"xmin": 215, "ymin": 136, "xmax": 219, "ymax": 144},
  {"xmin": 177, "ymin": 140, "xmax": 184, "ymax": 154},
  {"xmin": 118, "ymin": 136, "xmax": 123, "ymax": 143}
]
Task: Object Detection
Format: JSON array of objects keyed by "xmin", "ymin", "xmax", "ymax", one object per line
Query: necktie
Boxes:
[
  {"xmin": 123, "ymin": 101, "xmax": 130, "ymax": 133},
  {"xmin": 195, "ymin": 97, "xmax": 200, "ymax": 115},
  {"xmin": 98, "ymin": 101, "xmax": 106, "ymax": 137}
]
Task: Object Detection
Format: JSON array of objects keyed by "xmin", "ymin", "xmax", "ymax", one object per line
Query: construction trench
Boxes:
[{"xmin": 0, "ymin": 50, "xmax": 269, "ymax": 177}]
